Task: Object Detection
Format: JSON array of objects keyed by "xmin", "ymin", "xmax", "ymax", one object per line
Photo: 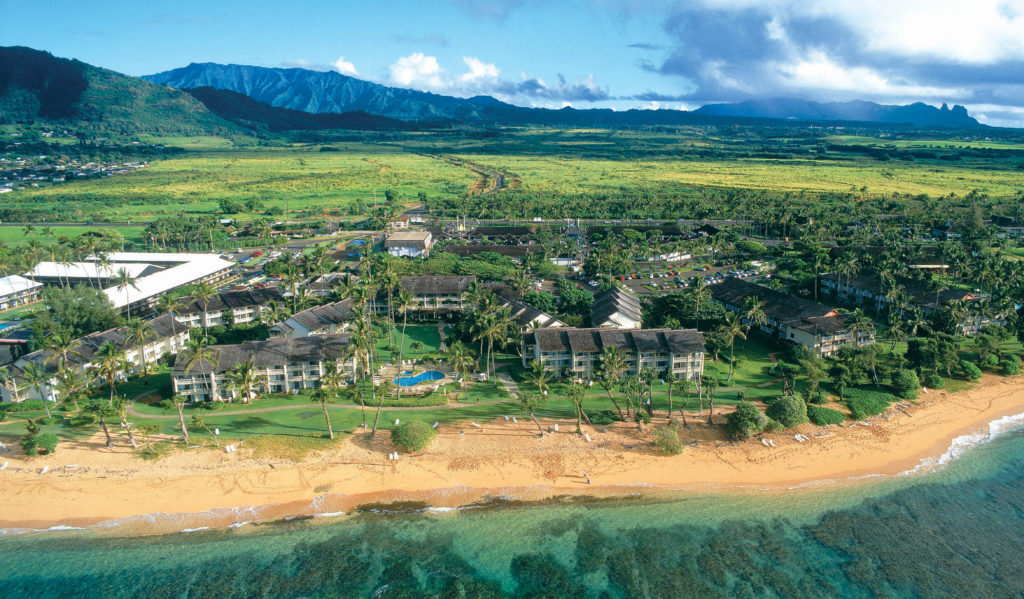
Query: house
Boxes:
[
  {"xmin": 398, "ymin": 276, "xmax": 476, "ymax": 314},
  {"xmin": 385, "ymin": 231, "xmax": 434, "ymax": 258},
  {"xmin": 820, "ymin": 271, "xmax": 1002, "ymax": 336},
  {"xmin": 305, "ymin": 272, "xmax": 354, "ymax": 297},
  {"xmin": 524, "ymin": 327, "xmax": 705, "ymax": 380},
  {"xmin": 1, "ymin": 314, "xmax": 188, "ymax": 403},
  {"xmin": 711, "ymin": 278, "xmax": 875, "ymax": 357},
  {"xmin": 272, "ymin": 299, "xmax": 356, "ymax": 338},
  {"xmin": 174, "ymin": 288, "xmax": 284, "ymax": 329},
  {"xmin": 591, "ymin": 287, "xmax": 643, "ymax": 329},
  {"xmin": 0, "ymin": 275, "xmax": 42, "ymax": 310},
  {"xmin": 171, "ymin": 334, "xmax": 357, "ymax": 402}
]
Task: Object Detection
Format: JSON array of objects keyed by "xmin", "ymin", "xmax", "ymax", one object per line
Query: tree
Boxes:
[
  {"xmin": 191, "ymin": 282, "xmax": 217, "ymax": 336},
  {"xmin": 160, "ymin": 394, "xmax": 190, "ymax": 445},
  {"xmin": 525, "ymin": 360, "xmax": 552, "ymax": 396},
  {"xmin": 684, "ymin": 276, "xmax": 712, "ymax": 331},
  {"xmin": 445, "ymin": 341, "xmax": 476, "ymax": 399},
  {"xmin": 190, "ymin": 413, "xmax": 220, "ymax": 448},
  {"xmin": 653, "ymin": 425, "xmax": 683, "ymax": 455},
  {"xmin": 557, "ymin": 287, "xmax": 593, "ymax": 318},
  {"xmin": 567, "ymin": 382, "xmax": 590, "ymax": 434},
  {"xmin": 33, "ymin": 284, "xmax": 122, "ymax": 339},
  {"xmin": 19, "ymin": 362, "xmax": 52, "ymax": 418},
  {"xmin": 702, "ymin": 371, "xmax": 721, "ymax": 425},
  {"xmin": 391, "ymin": 420, "xmax": 436, "ymax": 452},
  {"xmin": 114, "ymin": 268, "xmax": 139, "ymax": 321},
  {"xmin": 183, "ymin": 336, "xmax": 218, "ymax": 402},
  {"xmin": 156, "ymin": 294, "xmax": 186, "ymax": 342},
  {"xmin": 228, "ymin": 359, "xmax": 263, "ymax": 404},
  {"xmin": 124, "ymin": 318, "xmax": 155, "ymax": 384},
  {"xmin": 719, "ymin": 312, "xmax": 748, "ymax": 382},
  {"xmin": 891, "ymin": 369, "xmax": 920, "ymax": 399},
  {"xmin": 394, "ymin": 289, "xmax": 414, "ymax": 402},
  {"xmin": 42, "ymin": 331, "xmax": 82, "ymax": 373},
  {"xmin": 518, "ymin": 391, "xmax": 547, "ymax": 436},
  {"xmin": 90, "ymin": 341, "xmax": 128, "ymax": 405},
  {"xmin": 725, "ymin": 401, "xmax": 767, "ymax": 439},
  {"xmin": 597, "ymin": 346, "xmax": 627, "ymax": 420},
  {"xmin": 83, "ymin": 398, "xmax": 117, "ymax": 448},
  {"xmin": 665, "ymin": 372, "xmax": 679, "ymax": 422},
  {"xmin": 312, "ymin": 387, "xmax": 336, "ymax": 440},
  {"xmin": 766, "ymin": 395, "xmax": 808, "ymax": 428}
]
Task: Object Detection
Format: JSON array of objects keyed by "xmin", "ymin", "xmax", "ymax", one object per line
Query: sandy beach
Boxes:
[{"xmin": 2, "ymin": 374, "xmax": 1023, "ymax": 534}]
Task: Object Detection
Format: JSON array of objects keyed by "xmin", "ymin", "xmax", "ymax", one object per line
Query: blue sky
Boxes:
[{"xmin": 4, "ymin": 0, "xmax": 1024, "ymax": 126}]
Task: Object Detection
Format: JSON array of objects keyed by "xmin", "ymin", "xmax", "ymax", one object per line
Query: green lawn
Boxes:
[{"xmin": 376, "ymin": 323, "xmax": 443, "ymax": 361}]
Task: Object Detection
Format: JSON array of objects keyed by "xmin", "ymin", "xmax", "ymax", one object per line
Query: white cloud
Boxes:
[
  {"xmin": 460, "ymin": 56, "xmax": 500, "ymax": 82},
  {"xmin": 388, "ymin": 52, "xmax": 445, "ymax": 88},
  {"xmin": 775, "ymin": 51, "xmax": 969, "ymax": 98},
  {"xmin": 332, "ymin": 56, "xmax": 358, "ymax": 76}
]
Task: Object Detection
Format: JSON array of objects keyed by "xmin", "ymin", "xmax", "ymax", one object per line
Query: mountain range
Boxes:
[{"xmin": 0, "ymin": 46, "xmax": 987, "ymax": 136}]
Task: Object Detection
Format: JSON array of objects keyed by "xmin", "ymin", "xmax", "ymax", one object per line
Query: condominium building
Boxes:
[
  {"xmin": 525, "ymin": 327, "xmax": 705, "ymax": 380},
  {"xmin": 591, "ymin": 287, "xmax": 643, "ymax": 329},
  {"xmin": 397, "ymin": 275, "xmax": 476, "ymax": 314},
  {"xmin": 271, "ymin": 299, "xmax": 356, "ymax": 338},
  {"xmin": 711, "ymin": 278, "xmax": 875, "ymax": 357},
  {"xmin": 171, "ymin": 335, "xmax": 357, "ymax": 402},
  {"xmin": 0, "ymin": 275, "xmax": 42, "ymax": 310},
  {"xmin": 174, "ymin": 288, "xmax": 284, "ymax": 329}
]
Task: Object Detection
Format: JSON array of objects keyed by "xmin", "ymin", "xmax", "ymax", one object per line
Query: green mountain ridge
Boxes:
[{"xmin": 0, "ymin": 46, "xmax": 242, "ymax": 136}]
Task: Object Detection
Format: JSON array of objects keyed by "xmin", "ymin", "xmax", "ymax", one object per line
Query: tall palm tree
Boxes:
[
  {"xmin": 183, "ymin": 336, "xmax": 218, "ymax": 402},
  {"xmin": 720, "ymin": 312, "xmax": 748, "ymax": 382},
  {"xmin": 685, "ymin": 276, "xmax": 711, "ymax": 331},
  {"xmin": 83, "ymin": 398, "xmax": 116, "ymax": 448},
  {"xmin": 742, "ymin": 297, "xmax": 767, "ymax": 331},
  {"xmin": 0, "ymin": 366, "xmax": 20, "ymax": 403},
  {"xmin": 90, "ymin": 341, "xmax": 129, "ymax": 405},
  {"xmin": 393, "ymin": 289, "xmax": 414, "ymax": 402},
  {"xmin": 445, "ymin": 341, "xmax": 476, "ymax": 399},
  {"xmin": 156, "ymin": 294, "xmax": 186, "ymax": 345},
  {"xmin": 190, "ymin": 413, "xmax": 220, "ymax": 448},
  {"xmin": 567, "ymin": 382, "xmax": 590, "ymax": 434},
  {"xmin": 597, "ymin": 345, "xmax": 627, "ymax": 420},
  {"xmin": 518, "ymin": 391, "xmax": 547, "ymax": 437},
  {"xmin": 847, "ymin": 309, "xmax": 874, "ymax": 348},
  {"xmin": 509, "ymin": 267, "xmax": 531, "ymax": 298},
  {"xmin": 191, "ymin": 282, "xmax": 217, "ymax": 336},
  {"xmin": 314, "ymin": 362, "xmax": 345, "ymax": 440},
  {"xmin": 19, "ymin": 362, "xmax": 53, "ymax": 418},
  {"xmin": 665, "ymin": 372, "xmax": 679, "ymax": 421},
  {"xmin": 114, "ymin": 268, "xmax": 139, "ymax": 320},
  {"xmin": 124, "ymin": 318, "xmax": 154, "ymax": 384},
  {"xmin": 228, "ymin": 359, "xmax": 263, "ymax": 403},
  {"xmin": 42, "ymin": 331, "xmax": 82, "ymax": 372},
  {"xmin": 114, "ymin": 395, "xmax": 138, "ymax": 449},
  {"xmin": 165, "ymin": 393, "xmax": 190, "ymax": 445}
]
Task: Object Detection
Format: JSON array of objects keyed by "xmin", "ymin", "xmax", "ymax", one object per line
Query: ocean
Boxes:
[{"xmin": 2, "ymin": 423, "xmax": 1024, "ymax": 598}]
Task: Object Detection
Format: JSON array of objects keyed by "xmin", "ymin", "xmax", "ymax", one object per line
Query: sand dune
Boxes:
[{"xmin": 2, "ymin": 375, "xmax": 1023, "ymax": 533}]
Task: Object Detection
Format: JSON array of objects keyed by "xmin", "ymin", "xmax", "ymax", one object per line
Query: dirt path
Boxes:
[{"xmin": 127, "ymin": 397, "xmax": 515, "ymax": 420}]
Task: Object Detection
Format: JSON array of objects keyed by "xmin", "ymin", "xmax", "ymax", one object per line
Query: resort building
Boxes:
[
  {"xmin": 174, "ymin": 287, "xmax": 284, "ymax": 329},
  {"xmin": 444, "ymin": 244, "xmax": 544, "ymax": 264},
  {"xmin": 28, "ymin": 252, "xmax": 236, "ymax": 317},
  {"xmin": 524, "ymin": 327, "xmax": 705, "ymax": 380},
  {"xmin": 504, "ymin": 298, "xmax": 566, "ymax": 333},
  {"xmin": 271, "ymin": 299, "xmax": 356, "ymax": 338},
  {"xmin": 1, "ymin": 314, "xmax": 188, "ymax": 403},
  {"xmin": 0, "ymin": 275, "xmax": 42, "ymax": 310},
  {"xmin": 385, "ymin": 231, "xmax": 434, "ymax": 258},
  {"xmin": 591, "ymin": 287, "xmax": 643, "ymax": 329},
  {"xmin": 711, "ymin": 278, "xmax": 875, "ymax": 357},
  {"xmin": 820, "ymin": 271, "xmax": 1003, "ymax": 336},
  {"xmin": 171, "ymin": 334, "xmax": 357, "ymax": 402},
  {"xmin": 398, "ymin": 275, "xmax": 476, "ymax": 314}
]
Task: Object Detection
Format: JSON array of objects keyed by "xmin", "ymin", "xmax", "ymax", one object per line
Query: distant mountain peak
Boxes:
[{"xmin": 693, "ymin": 97, "xmax": 981, "ymax": 127}]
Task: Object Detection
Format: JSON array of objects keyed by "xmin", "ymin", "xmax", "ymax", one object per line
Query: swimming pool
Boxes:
[{"xmin": 392, "ymin": 370, "xmax": 445, "ymax": 387}]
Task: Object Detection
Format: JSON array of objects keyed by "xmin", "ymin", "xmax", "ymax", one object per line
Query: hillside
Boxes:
[
  {"xmin": 694, "ymin": 98, "xmax": 981, "ymax": 128},
  {"xmin": 0, "ymin": 46, "xmax": 242, "ymax": 136}
]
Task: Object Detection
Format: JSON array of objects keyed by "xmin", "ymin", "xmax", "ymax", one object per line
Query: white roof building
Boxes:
[
  {"xmin": 0, "ymin": 275, "xmax": 42, "ymax": 296},
  {"xmin": 27, "ymin": 262, "xmax": 156, "ymax": 282},
  {"xmin": 92, "ymin": 253, "xmax": 236, "ymax": 310}
]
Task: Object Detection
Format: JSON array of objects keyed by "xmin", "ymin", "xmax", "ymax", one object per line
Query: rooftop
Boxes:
[
  {"xmin": 174, "ymin": 334, "xmax": 353, "ymax": 374},
  {"xmin": 532, "ymin": 327, "xmax": 705, "ymax": 356}
]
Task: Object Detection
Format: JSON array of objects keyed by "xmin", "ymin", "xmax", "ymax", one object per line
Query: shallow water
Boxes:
[{"xmin": 3, "ymin": 427, "xmax": 1024, "ymax": 598}]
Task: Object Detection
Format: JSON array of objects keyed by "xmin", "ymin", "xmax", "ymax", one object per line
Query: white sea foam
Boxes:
[
  {"xmin": 902, "ymin": 411, "xmax": 1024, "ymax": 476},
  {"xmin": 313, "ymin": 511, "xmax": 346, "ymax": 518},
  {"xmin": 180, "ymin": 526, "xmax": 210, "ymax": 533}
]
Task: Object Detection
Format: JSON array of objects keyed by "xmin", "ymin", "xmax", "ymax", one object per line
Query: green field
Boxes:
[{"xmin": 0, "ymin": 226, "xmax": 147, "ymax": 247}]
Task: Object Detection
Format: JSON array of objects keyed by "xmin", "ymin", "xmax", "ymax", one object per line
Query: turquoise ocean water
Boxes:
[{"xmin": 2, "ymin": 423, "xmax": 1024, "ymax": 598}]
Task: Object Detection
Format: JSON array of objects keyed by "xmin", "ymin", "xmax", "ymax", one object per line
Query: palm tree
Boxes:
[
  {"xmin": 518, "ymin": 391, "xmax": 547, "ymax": 437},
  {"xmin": 665, "ymin": 372, "xmax": 679, "ymax": 421},
  {"xmin": 162, "ymin": 393, "xmax": 190, "ymax": 445},
  {"xmin": 597, "ymin": 346, "xmax": 627, "ymax": 420},
  {"xmin": 114, "ymin": 268, "xmax": 139, "ymax": 320},
  {"xmin": 42, "ymin": 330, "xmax": 82, "ymax": 372},
  {"xmin": 702, "ymin": 372, "xmax": 721, "ymax": 426},
  {"xmin": 685, "ymin": 276, "xmax": 711, "ymax": 331},
  {"xmin": 639, "ymin": 366, "xmax": 658, "ymax": 415},
  {"xmin": 114, "ymin": 395, "xmax": 138, "ymax": 449},
  {"xmin": 83, "ymin": 398, "xmax": 117, "ymax": 448},
  {"xmin": 847, "ymin": 309, "xmax": 873, "ymax": 348},
  {"xmin": 0, "ymin": 366, "xmax": 20, "ymax": 403},
  {"xmin": 720, "ymin": 312, "xmax": 748, "ymax": 382},
  {"xmin": 156, "ymin": 294, "xmax": 185, "ymax": 343},
  {"xmin": 183, "ymin": 336, "xmax": 218, "ymax": 402},
  {"xmin": 90, "ymin": 341, "xmax": 128, "ymax": 405},
  {"xmin": 393, "ymin": 289, "xmax": 414, "ymax": 402},
  {"xmin": 445, "ymin": 341, "xmax": 476, "ymax": 399},
  {"xmin": 124, "ymin": 318, "xmax": 154, "ymax": 384},
  {"xmin": 228, "ymin": 359, "xmax": 263, "ymax": 403},
  {"xmin": 191, "ymin": 282, "xmax": 217, "ymax": 336},
  {"xmin": 19, "ymin": 361, "xmax": 52, "ymax": 418},
  {"xmin": 190, "ymin": 413, "xmax": 220, "ymax": 448},
  {"xmin": 526, "ymin": 360, "xmax": 551, "ymax": 396},
  {"xmin": 54, "ymin": 366, "xmax": 89, "ymax": 412},
  {"xmin": 509, "ymin": 267, "xmax": 531, "ymax": 298},
  {"xmin": 743, "ymin": 297, "xmax": 767, "ymax": 331},
  {"xmin": 567, "ymin": 382, "xmax": 590, "ymax": 433}
]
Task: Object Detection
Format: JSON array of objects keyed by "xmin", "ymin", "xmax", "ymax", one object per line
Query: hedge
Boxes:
[
  {"xmin": 653, "ymin": 425, "xmax": 683, "ymax": 455},
  {"xmin": 807, "ymin": 405, "xmax": 845, "ymax": 426},
  {"xmin": 3, "ymin": 400, "xmax": 48, "ymax": 412},
  {"xmin": 391, "ymin": 421, "xmax": 437, "ymax": 452},
  {"xmin": 845, "ymin": 388, "xmax": 896, "ymax": 420}
]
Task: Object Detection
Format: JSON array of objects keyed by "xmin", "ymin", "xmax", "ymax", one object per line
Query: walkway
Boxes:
[
  {"xmin": 127, "ymin": 397, "xmax": 514, "ymax": 421},
  {"xmin": 496, "ymin": 371, "xmax": 521, "ymax": 398}
]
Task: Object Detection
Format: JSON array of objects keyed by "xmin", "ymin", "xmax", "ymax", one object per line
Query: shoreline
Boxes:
[{"xmin": 3, "ymin": 375, "xmax": 1024, "ymax": 535}]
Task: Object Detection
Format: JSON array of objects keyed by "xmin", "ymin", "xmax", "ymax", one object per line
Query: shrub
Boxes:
[
  {"xmin": 845, "ymin": 388, "xmax": 895, "ymax": 420},
  {"xmin": 20, "ymin": 435, "xmax": 38, "ymax": 457},
  {"xmin": 763, "ymin": 418, "xmax": 784, "ymax": 433},
  {"xmin": 38, "ymin": 416, "xmax": 59, "ymax": 425},
  {"xmin": 765, "ymin": 395, "xmax": 808, "ymax": 428},
  {"xmin": 35, "ymin": 432, "xmax": 58, "ymax": 454},
  {"xmin": 590, "ymin": 410, "xmax": 622, "ymax": 425},
  {"xmin": 1006, "ymin": 354, "xmax": 1022, "ymax": 367},
  {"xmin": 391, "ymin": 421, "xmax": 436, "ymax": 452},
  {"xmin": 923, "ymin": 374, "xmax": 945, "ymax": 389},
  {"xmin": 1000, "ymin": 360, "xmax": 1021, "ymax": 376},
  {"xmin": 807, "ymin": 405, "xmax": 844, "ymax": 426},
  {"xmin": 891, "ymin": 369, "xmax": 920, "ymax": 400},
  {"xmin": 982, "ymin": 354, "xmax": 1000, "ymax": 369},
  {"xmin": 634, "ymin": 411, "xmax": 652, "ymax": 426},
  {"xmin": 960, "ymin": 360, "xmax": 983, "ymax": 381},
  {"xmin": 653, "ymin": 425, "xmax": 683, "ymax": 455},
  {"xmin": 725, "ymin": 401, "xmax": 767, "ymax": 439},
  {"xmin": 4, "ymin": 400, "xmax": 47, "ymax": 413},
  {"xmin": 203, "ymin": 401, "xmax": 226, "ymax": 411}
]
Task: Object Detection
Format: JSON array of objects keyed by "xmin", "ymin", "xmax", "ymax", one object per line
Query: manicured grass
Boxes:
[{"xmin": 376, "ymin": 323, "xmax": 443, "ymax": 361}]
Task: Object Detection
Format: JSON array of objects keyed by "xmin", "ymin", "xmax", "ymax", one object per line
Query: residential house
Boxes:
[
  {"xmin": 171, "ymin": 334, "xmax": 357, "ymax": 402},
  {"xmin": 272, "ymin": 299, "xmax": 356, "ymax": 338},
  {"xmin": 591, "ymin": 287, "xmax": 643, "ymax": 329},
  {"xmin": 524, "ymin": 327, "xmax": 705, "ymax": 380},
  {"xmin": 385, "ymin": 231, "xmax": 433, "ymax": 258},
  {"xmin": 711, "ymin": 278, "xmax": 875, "ymax": 357},
  {"xmin": 174, "ymin": 288, "xmax": 284, "ymax": 329},
  {"xmin": 1, "ymin": 314, "xmax": 188, "ymax": 403}
]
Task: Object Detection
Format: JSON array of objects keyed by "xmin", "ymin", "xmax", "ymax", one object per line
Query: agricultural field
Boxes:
[{"xmin": 0, "ymin": 225, "xmax": 146, "ymax": 247}]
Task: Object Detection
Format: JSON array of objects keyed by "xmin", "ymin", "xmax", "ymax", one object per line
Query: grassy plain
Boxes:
[{"xmin": 7, "ymin": 128, "xmax": 1024, "ymax": 223}]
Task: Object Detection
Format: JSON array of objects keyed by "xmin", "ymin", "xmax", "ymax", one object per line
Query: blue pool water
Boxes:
[
  {"xmin": 392, "ymin": 370, "xmax": 444, "ymax": 386},
  {"xmin": 0, "ymin": 323, "xmax": 12, "ymax": 331}
]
